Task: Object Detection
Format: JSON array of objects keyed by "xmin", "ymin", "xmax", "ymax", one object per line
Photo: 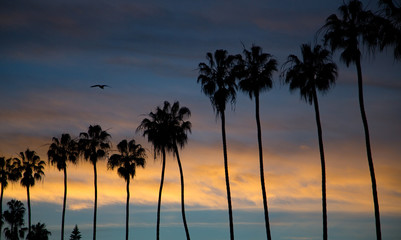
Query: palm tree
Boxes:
[
  {"xmin": 107, "ymin": 139, "xmax": 146, "ymax": 240},
  {"xmin": 378, "ymin": 0, "xmax": 401, "ymax": 60},
  {"xmin": 281, "ymin": 44, "xmax": 337, "ymax": 240},
  {"xmin": 18, "ymin": 149, "xmax": 45, "ymax": 234},
  {"xmin": 237, "ymin": 45, "xmax": 277, "ymax": 240},
  {"xmin": 165, "ymin": 101, "xmax": 192, "ymax": 240},
  {"xmin": 137, "ymin": 105, "xmax": 169, "ymax": 240},
  {"xmin": 26, "ymin": 222, "xmax": 51, "ymax": 240},
  {"xmin": 3, "ymin": 199, "xmax": 27, "ymax": 240},
  {"xmin": 137, "ymin": 101, "xmax": 192, "ymax": 240},
  {"xmin": 197, "ymin": 49, "xmax": 239, "ymax": 240},
  {"xmin": 0, "ymin": 157, "xmax": 22, "ymax": 238},
  {"xmin": 78, "ymin": 125, "xmax": 110, "ymax": 240},
  {"xmin": 47, "ymin": 134, "xmax": 78, "ymax": 240},
  {"xmin": 320, "ymin": 1, "xmax": 382, "ymax": 239}
]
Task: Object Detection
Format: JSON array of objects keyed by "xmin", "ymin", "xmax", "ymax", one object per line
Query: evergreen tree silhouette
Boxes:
[{"xmin": 69, "ymin": 225, "xmax": 81, "ymax": 240}]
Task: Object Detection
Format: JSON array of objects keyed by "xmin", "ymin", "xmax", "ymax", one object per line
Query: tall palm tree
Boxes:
[
  {"xmin": 237, "ymin": 45, "xmax": 277, "ymax": 240},
  {"xmin": 47, "ymin": 134, "xmax": 78, "ymax": 240},
  {"xmin": 137, "ymin": 101, "xmax": 192, "ymax": 240},
  {"xmin": 3, "ymin": 199, "xmax": 27, "ymax": 240},
  {"xmin": 165, "ymin": 101, "xmax": 192, "ymax": 240},
  {"xmin": 320, "ymin": 1, "xmax": 382, "ymax": 239},
  {"xmin": 197, "ymin": 49, "xmax": 239, "ymax": 240},
  {"xmin": 107, "ymin": 139, "xmax": 146, "ymax": 240},
  {"xmin": 18, "ymin": 149, "xmax": 45, "ymax": 234},
  {"xmin": 0, "ymin": 157, "xmax": 22, "ymax": 238},
  {"xmin": 78, "ymin": 125, "xmax": 110, "ymax": 240},
  {"xmin": 137, "ymin": 105, "xmax": 169, "ymax": 240},
  {"xmin": 281, "ymin": 44, "xmax": 337, "ymax": 240}
]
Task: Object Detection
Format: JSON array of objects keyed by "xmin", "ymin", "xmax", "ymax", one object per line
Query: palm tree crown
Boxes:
[
  {"xmin": 79, "ymin": 125, "xmax": 111, "ymax": 164},
  {"xmin": 0, "ymin": 157, "xmax": 22, "ymax": 189},
  {"xmin": 48, "ymin": 134, "xmax": 78, "ymax": 171},
  {"xmin": 378, "ymin": 0, "xmax": 401, "ymax": 59},
  {"xmin": 108, "ymin": 139, "xmax": 146, "ymax": 182},
  {"xmin": 320, "ymin": 0, "xmax": 379, "ymax": 66},
  {"xmin": 238, "ymin": 45, "xmax": 278, "ymax": 99},
  {"xmin": 282, "ymin": 44, "xmax": 337, "ymax": 104},
  {"xmin": 19, "ymin": 149, "xmax": 45, "ymax": 189},
  {"xmin": 197, "ymin": 49, "xmax": 239, "ymax": 115}
]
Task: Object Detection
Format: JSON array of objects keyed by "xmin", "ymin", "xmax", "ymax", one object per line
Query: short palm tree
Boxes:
[
  {"xmin": 3, "ymin": 199, "xmax": 27, "ymax": 240},
  {"xmin": 78, "ymin": 125, "xmax": 110, "ymax": 240},
  {"xmin": 237, "ymin": 45, "xmax": 277, "ymax": 240},
  {"xmin": 281, "ymin": 44, "xmax": 337, "ymax": 240},
  {"xmin": 137, "ymin": 101, "xmax": 192, "ymax": 240},
  {"xmin": 18, "ymin": 149, "xmax": 45, "ymax": 234},
  {"xmin": 108, "ymin": 139, "xmax": 146, "ymax": 240},
  {"xmin": 320, "ymin": 1, "xmax": 382, "ymax": 239},
  {"xmin": 47, "ymin": 134, "xmax": 78, "ymax": 240},
  {"xmin": 26, "ymin": 222, "xmax": 51, "ymax": 240},
  {"xmin": 197, "ymin": 49, "xmax": 239, "ymax": 240},
  {"xmin": 0, "ymin": 157, "xmax": 22, "ymax": 238}
]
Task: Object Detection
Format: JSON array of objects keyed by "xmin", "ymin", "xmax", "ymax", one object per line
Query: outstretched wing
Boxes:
[{"xmin": 91, "ymin": 85, "xmax": 101, "ymax": 88}]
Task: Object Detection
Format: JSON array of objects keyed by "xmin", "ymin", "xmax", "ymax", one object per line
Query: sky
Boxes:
[{"xmin": 0, "ymin": 0, "xmax": 400, "ymax": 239}]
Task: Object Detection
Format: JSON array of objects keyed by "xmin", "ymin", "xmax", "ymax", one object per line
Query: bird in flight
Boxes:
[{"xmin": 90, "ymin": 84, "xmax": 110, "ymax": 89}]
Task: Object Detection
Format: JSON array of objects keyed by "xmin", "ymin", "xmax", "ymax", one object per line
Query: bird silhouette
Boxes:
[{"xmin": 90, "ymin": 84, "xmax": 110, "ymax": 89}]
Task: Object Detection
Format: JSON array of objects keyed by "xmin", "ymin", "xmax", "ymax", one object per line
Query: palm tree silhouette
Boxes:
[
  {"xmin": 18, "ymin": 149, "xmax": 45, "ymax": 234},
  {"xmin": 107, "ymin": 139, "xmax": 146, "ymax": 240},
  {"xmin": 197, "ymin": 49, "xmax": 239, "ymax": 240},
  {"xmin": 137, "ymin": 101, "xmax": 192, "ymax": 240},
  {"xmin": 237, "ymin": 44, "xmax": 277, "ymax": 240},
  {"xmin": 26, "ymin": 222, "xmax": 51, "ymax": 240},
  {"xmin": 3, "ymin": 199, "xmax": 27, "ymax": 240},
  {"xmin": 281, "ymin": 44, "xmax": 337, "ymax": 240},
  {"xmin": 137, "ymin": 105, "xmax": 169, "ymax": 240},
  {"xmin": 78, "ymin": 125, "xmax": 110, "ymax": 240},
  {"xmin": 47, "ymin": 134, "xmax": 79, "ymax": 240},
  {"xmin": 166, "ymin": 101, "xmax": 192, "ymax": 240},
  {"xmin": 0, "ymin": 157, "xmax": 22, "ymax": 238},
  {"xmin": 378, "ymin": 0, "xmax": 401, "ymax": 60},
  {"xmin": 320, "ymin": 1, "xmax": 382, "ymax": 239}
]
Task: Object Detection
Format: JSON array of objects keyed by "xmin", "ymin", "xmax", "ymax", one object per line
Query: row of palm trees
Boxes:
[
  {"xmin": 0, "ymin": 101, "xmax": 192, "ymax": 240},
  {"xmin": 0, "ymin": 1, "xmax": 398, "ymax": 240},
  {"xmin": 197, "ymin": 1, "xmax": 399, "ymax": 240}
]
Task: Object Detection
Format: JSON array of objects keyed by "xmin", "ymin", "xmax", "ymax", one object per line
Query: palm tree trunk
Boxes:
[
  {"xmin": 221, "ymin": 111, "xmax": 234, "ymax": 240},
  {"xmin": 62, "ymin": 168, "xmax": 67, "ymax": 240},
  {"xmin": 0, "ymin": 183, "xmax": 4, "ymax": 240},
  {"xmin": 27, "ymin": 185, "xmax": 31, "ymax": 234},
  {"xmin": 312, "ymin": 89, "xmax": 327, "ymax": 240},
  {"xmin": 174, "ymin": 145, "xmax": 191, "ymax": 240},
  {"xmin": 355, "ymin": 57, "xmax": 382, "ymax": 240},
  {"xmin": 156, "ymin": 148, "xmax": 166, "ymax": 240},
  {"xmin": 255, "ymin": 94, "xmax": 271, "ymax": 240},
  {"xmin": 93, "ymin": 161, "xmax": 97, "ymax": 240},
  {"xmin": 126, "ymin": 178, "xmax": 130, "ymax": 240}
]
